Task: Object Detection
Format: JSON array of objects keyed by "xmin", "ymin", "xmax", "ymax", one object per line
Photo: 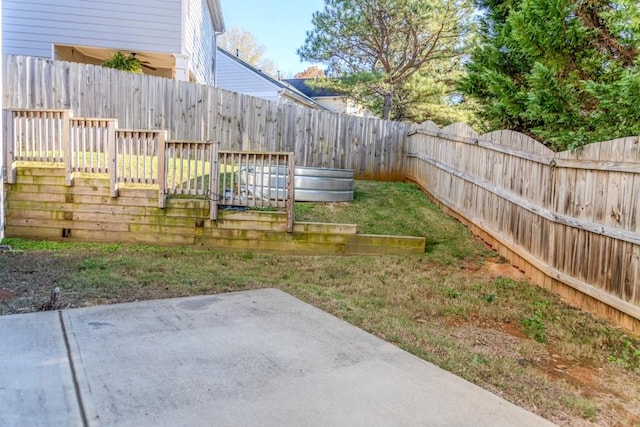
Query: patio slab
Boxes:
[
  {"xmin": 0, "ymin": 311, "xmax": 83, "ymax": 427},
  {"xmin": 2, "ymin": 289, "xmax": 555, "ymax": 426}
]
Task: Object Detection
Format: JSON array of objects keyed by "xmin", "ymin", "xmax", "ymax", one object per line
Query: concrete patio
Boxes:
[{"xmin": 0, "ymin": 289, "xmax": 554, "ymax": 426}]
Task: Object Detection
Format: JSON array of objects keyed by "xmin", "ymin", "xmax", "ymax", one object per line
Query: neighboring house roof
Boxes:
[
  {"xmin": 216, "ymin": 48, "xmax": 329, "ymax": 110},
  {"xmin": 284, "ymin": 78, "xmax": 345, "ymax": 98}
]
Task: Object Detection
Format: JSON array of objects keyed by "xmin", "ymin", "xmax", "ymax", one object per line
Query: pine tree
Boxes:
[
  {"xmin": 298, "ymin": 0, "xmax": 473, "ymax": 121},
  {"xmin": 460, "ymin": 0, "xmax": 640, "ymax": 150}
]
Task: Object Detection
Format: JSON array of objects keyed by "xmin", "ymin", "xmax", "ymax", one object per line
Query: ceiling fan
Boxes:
[{"xmin": 130, "ymin": 52, "xmax": 157, "ymax": 71}]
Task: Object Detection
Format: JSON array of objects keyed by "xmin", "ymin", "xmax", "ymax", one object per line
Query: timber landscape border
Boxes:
[{"xmin": 4, "ymin": 165, "xmax": 426, "ymax": 255}]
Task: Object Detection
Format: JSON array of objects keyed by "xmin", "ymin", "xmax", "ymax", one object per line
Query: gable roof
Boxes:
[
  {"xmin": 216, "ymin": 47, "xmax": 328, "ymax": 110},
  {"xmin": 284, "ymin": 78, "xmax": 345, "ymax": 98}
]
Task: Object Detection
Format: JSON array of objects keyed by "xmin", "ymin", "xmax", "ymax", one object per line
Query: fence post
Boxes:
[
  {"xmin": 547, "ymin": 156, "xmax": 558, "ymax": 270},
  {"xmin": 62, "ymin": 110, "xmax": 73, "ymax": 186},
  {"xmin": 4, "ymin": 110, "xmax": 16, "ymax": 184},
  {"xmin": 108, "ymin": 120, "xmax": 118, "ymax": 197},
  {"xmin": 209, "ymin": 141, "xmax": 219, "ymax": 220},
  {"xmin": 286, "ymin": 152, "xmax": 295, "ymax": 233},
  {"xmin": 157, "ymin": 131, "xmax": 167, "ymax": 208}
]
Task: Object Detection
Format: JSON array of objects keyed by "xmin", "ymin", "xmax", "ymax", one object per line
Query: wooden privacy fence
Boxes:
[
  {"xmin": 406, "ymin": 122, "xmax": 640, "ymax": 331},
  {"xmin": 3, "ymin": 108, "xmax": 295, "ymax": 231},
  {"xmin": 4, "ymin": 55, "xmax": 640, "ymax": 331},
  {"xmin": 3, "ymin": 55, "xmax": 408, "ymax": 181}
]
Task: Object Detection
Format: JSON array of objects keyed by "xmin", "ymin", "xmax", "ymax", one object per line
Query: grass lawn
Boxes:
[{"xmin": 1, "ymin": 180, "xmax": 639, "ymax": 426}]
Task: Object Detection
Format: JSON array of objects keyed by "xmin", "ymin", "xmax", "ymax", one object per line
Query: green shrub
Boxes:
[{"xmin": 101, "ymin": 51, "xmax": 142, "ymax": 74}]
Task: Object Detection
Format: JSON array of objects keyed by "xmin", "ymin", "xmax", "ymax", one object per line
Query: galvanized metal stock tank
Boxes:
[
  {"xmin": 243, "ymin": 166, "xmax": 355, "ymax": 202},
  {"xmin": 294, "ymin": 166, "xmax": 355, "ymax": 202}
]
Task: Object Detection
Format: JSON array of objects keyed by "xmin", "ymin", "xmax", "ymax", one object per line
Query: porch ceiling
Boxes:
[
  {"xmin": 53, "ymin": 45, "xmax": 175, "ymax": 79},
  {"xmin": 72, "ymin": 46, "xmax": 175, "ymax": 72}
]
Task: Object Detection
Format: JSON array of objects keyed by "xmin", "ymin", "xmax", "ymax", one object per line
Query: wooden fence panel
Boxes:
[
  {"xmin": 407, "ymin": 122, "xmax": 640, "ymax": 332},
  {"xmin": 4, "ymin": 56, "xmax": 409, "ymax": 180}
]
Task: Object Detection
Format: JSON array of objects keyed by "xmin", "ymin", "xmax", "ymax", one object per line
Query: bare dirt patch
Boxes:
[
  {"xmin": 0, "ymin": 251, "xmax": 84, "ymax": 314},
  {"xmin": 0, "ymin": 289, "xmax": 16, "ymax": 301},
  {"xmin": 481, "ymin": 259, "xmax": 527, "ymax": 281},
  {"xmin": 461, "ymin": 257, "xmax": 527, "ymax": 281}
]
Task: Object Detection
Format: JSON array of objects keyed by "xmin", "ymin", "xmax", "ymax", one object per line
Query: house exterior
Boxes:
[
  {"xmin": 216, "ymin": 47, "xmax": 327, "ymax": 110},
  {"xmin": 2, "ymin": 0, "xmax": 225, "ymax": 85},
  {"xmin": 1, "ymin": 9, "xmax": 3, "ymax": 240},
  {"xmin": 284, "ymin": 78, "xmax": 368, "ymax": 116}
]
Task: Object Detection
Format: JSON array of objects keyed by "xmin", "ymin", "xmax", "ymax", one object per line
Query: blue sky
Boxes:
[{"xmin": 220, "ymin": 0, "xmax": 326, "ymax": 77}]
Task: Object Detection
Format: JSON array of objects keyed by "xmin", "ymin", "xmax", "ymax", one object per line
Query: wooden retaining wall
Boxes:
[
  {"xmin": 3, "ymin": 166, "xmax": 425, "ymax": 255},
  {"xmin": 3, "ymin": 55, "xmax": 408, "ymax": 181},
  {"xmin": 407, "ymin": 122, "xmax": 640, "ymax": 333}
]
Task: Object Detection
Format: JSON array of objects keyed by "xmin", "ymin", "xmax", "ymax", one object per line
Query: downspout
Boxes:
[
  {"xmin": 180, "ymin": 0, "xmax": 188, "ymax": 59},
  {"xmin": 0, "ymin": 3, "xmax": 4, "ymax": 241},
  {"xmin": 213, "ymin": 29, "xmax": 223, "ymax": 87},
  {"xmin": 209, "ymin": 0, "xmax": 225, "ymax": 86},
  {"xmin": 174, "ymin": 0, "xmax": 190, "ymax": 81}
]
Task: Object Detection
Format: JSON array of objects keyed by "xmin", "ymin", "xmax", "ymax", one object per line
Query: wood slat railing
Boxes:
[
  {"xmin": 3, "ymin": 109, "xmax": 295, "ymax": 231},
  {"xmin": 3, "ymin": 109, "xmax": 70, "ymax": 183}
]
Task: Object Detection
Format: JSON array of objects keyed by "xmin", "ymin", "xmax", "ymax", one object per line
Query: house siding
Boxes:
[
  {"xmin": 2, "ymin": 0, "xmax": 182, "ymax": 57},
  {"xmin": 314, "ymin": 97, "xmax": 347, "ymax": 113},
  {"xmin": 216, "ymin": 51, "xmax": 281, "ymax": 102},
  {"xmin": 312, "ymin": 97, "xmax": 369, "ymax": 116},
  {"xmin": 185, "ymin": 0, "xmax": 215, "ymax": 85}
]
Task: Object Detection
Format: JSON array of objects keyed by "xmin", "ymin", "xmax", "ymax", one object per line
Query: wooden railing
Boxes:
[
  {"xmin": 162, "ymin": 140, "xmax": 214, "ymax": 197},
  {"xmin": 3, "ymin": 109, "xmax": 295, "ymax": 231},
  {"xmin": 217, "ymin": 151, "xmax": 295, "ymax": 231},
  {"xmin": 159, "ymin": 140, "xmax": 217, "ymax": 217},
  {"xmin": 3, "ymin": 109, "xmax": 70, "ymax": 182},
  {"xmin": 115, "ymin": 130, "xmax": 166, "ymax": 201},
  {"xmin": 69, "ymin": 118, "xmax": 116, "ymax": 188}
]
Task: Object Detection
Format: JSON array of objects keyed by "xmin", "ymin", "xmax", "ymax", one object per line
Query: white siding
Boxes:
[
  {"xmin": 314, "ymin": 97, "xmax": 347, "ymax": 114},
  {"xmin": 0, "ymin": 34, "xmax": 3, "ymax": 240},
  {"xmin": 185, "ymin": 0, "xmax": 215, "ymax": 85},
  {"xmin": 216, "ymin": 51, "xmax": 281, "ymax": 102},
  {"xmin": 2, "ymin": 0, "xmax": 182, "ymax": 57},
  {"xmin": 315, "ymin": 97, "xmax": 369, "ymax": 116}
]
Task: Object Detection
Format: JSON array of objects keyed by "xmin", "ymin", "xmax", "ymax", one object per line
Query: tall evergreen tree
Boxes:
[{"xmin": 460, "ymin": 0, "xmax": 640, "ymax": 150}]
